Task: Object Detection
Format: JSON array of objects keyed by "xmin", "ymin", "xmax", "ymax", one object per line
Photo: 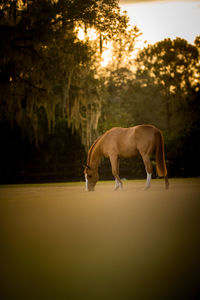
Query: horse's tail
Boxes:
[{"xmin": 155, "ymin": 130, "xmax": 167, "ymax": 177}]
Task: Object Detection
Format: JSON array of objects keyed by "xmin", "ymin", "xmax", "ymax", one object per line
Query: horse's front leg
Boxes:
[
  {"xmin": 109, "ymin": 155, "xmax": 123, "ymax": 191},
  {"xmin": 113, "ymin": 178, "xmax": 123, "ymax": 191}
]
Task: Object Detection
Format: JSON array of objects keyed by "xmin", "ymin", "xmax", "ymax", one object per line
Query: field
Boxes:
[{"xmin": 1, "ymin": 178, "xmax": 200, "ymax": 300}]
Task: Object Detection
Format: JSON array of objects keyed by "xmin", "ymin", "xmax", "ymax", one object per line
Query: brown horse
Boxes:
[{"xmin": 84, "ymin": 125, "xmax": 169, "ymax": 191}]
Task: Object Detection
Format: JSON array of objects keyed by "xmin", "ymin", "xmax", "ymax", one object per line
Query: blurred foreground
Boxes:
[{"xmin": 1, "ymin": 179, "xmax": 200, "ymax": 300}]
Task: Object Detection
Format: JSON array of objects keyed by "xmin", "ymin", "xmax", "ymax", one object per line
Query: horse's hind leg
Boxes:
[
  {"xmin": 109, "ymin": 155, "xmax": 123, "ymax": 191},
  {"xmin": 165, "ymin": 175, "xmax": 169, "ymax": 189},
  {"xmin": 140, "ymin": 153, "xmax": 153, "ymax": 190}
]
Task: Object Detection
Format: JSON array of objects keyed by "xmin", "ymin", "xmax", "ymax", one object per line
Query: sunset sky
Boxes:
[{"xmin": 119, "ymin": 0, "xmax": 200, "ymax": 45}]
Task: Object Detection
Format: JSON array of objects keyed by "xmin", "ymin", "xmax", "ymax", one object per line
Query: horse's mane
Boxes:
[{"xmin": 87, "ymin": 133, "xmax": 105, "ymax": 167}]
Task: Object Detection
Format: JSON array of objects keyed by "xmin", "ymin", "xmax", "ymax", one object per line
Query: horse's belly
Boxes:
[
  {"xmin": 118, "ymin": 139, "xmax": 138, "ymax": 157},
  {"xmin": 103, "ymin": 144, "xmax": 137, "ymax": 158},
  {"xmin": 119, "ymin": 147, "xmax": 138, "ymax": 158}
]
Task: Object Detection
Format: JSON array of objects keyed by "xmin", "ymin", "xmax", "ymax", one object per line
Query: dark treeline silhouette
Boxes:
[{"xmin": 0, "ymin": 0, "xmax": 200, "ymax": 183}]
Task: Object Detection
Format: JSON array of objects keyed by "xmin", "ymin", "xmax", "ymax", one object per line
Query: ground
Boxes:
[{"xmin": 1, "ymin": 178, "xmax": 200, "ymax": 300}]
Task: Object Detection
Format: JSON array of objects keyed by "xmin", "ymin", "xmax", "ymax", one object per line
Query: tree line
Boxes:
[{"xmin": 0, "ymin": 0, "xmax": 200, "ymax": 183}]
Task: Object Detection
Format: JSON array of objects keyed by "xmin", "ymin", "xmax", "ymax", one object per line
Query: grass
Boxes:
[{"xmin": 1, "ymin": 178, "xmax": 200, "ymax": 300}]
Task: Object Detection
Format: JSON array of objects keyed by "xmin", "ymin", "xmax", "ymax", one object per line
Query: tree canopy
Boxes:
[{"xmin": 0, "ymin": 0, "xmax": 129, "ymax": 148}]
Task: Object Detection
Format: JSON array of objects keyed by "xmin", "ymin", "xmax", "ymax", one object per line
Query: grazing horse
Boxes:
[{"xmin": 84, "ymin": 125, "xmax": 169, "ymax": 191}]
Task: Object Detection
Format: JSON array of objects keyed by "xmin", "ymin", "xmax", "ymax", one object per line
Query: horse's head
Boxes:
[{"xmin": 84, "ymin": 165, "xmax": 99, "ymax": 191}]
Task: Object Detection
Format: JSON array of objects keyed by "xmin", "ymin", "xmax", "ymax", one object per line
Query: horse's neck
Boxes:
[{"xmin": 88, "ymin": 143, "xmax": 101, "ymax": 169}]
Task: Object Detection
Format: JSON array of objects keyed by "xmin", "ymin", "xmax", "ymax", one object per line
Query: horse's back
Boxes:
[
  {"xmin": 99, "ymin": 125, "xmax": 160, "ymax": 157},
  {"xmin": 100, "ymin": 127, "xmax": 137, "ymax": 157}
]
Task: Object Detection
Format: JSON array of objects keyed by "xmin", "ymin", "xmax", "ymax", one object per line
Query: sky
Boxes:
[{"xmin": 119, "ymin": 0, "xmax": 200, "ymax": 45}]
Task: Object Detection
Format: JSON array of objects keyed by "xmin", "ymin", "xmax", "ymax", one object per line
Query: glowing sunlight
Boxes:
[
  {"xmin": 77, "ymin": 27, "xmax": 98, "ymax": 41},
  {"xmin": 77, "ymin": 1, "xmax": 200, "ymax": 67},
  {"xmin": 120, "ymin": 1, "xmax": 200, "ymax": 45},
  {"xmin": 101, "ymin": 48, "xmax": 112, "ymax": 67}
]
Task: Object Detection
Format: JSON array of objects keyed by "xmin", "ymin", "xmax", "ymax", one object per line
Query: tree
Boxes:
[
  {"xmin": 133, "ymin": 38, "xmax": 200, "ymax": 133},
  {"xmin": 98, "ymin": 24, "xmax": 142, "ymax": 133},
  {"xmin": 0, "ymin": 0, "xmax": 129, "ymax": 148},
  {"xmin": 106, "ymin": 25, "xmax": 142, "ymax": 71}
]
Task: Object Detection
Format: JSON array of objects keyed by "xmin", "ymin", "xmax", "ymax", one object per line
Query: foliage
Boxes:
[
  {"xmin": 134, "ymin": 38, "xmax": 200, "ymax": 133},
  {"xmin": 98, "ymin": 25, "xmax": 142, "ymax": 132},
  {"xmin": 0, "ymin": 0, "xmax": 129, "ymax": 148}
]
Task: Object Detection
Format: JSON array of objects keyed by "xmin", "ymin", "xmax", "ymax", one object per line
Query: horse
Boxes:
[{"xmin": 84, "ymin": 125, "xmax": 169, "ymax": 191}]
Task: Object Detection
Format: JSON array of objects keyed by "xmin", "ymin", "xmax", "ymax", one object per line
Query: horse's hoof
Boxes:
[
  {"xmin": 143, "ymin": 186, "xmax": 150, "ymax": 191},
  {"xmin": 112, "ymin": 186, "xmax": 119, "ymax": 192},
  {"xmin": 112, "ymin": 186, "xmax": 123, "ymax": 192}
]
